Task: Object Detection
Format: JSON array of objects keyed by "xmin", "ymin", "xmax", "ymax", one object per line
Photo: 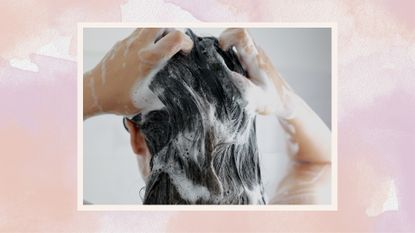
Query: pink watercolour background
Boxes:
[{"xmin": 0, "ymin": 0, "xmax": 414, "ymax": 232}]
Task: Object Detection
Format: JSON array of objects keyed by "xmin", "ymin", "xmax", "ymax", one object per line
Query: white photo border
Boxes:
[{"xmin": 77, "ymin": 22, "xmax": 338, "ymax": 211}]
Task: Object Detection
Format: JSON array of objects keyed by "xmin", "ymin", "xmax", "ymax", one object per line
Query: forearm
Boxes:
[
  {"xmin": 280, "ymin": 92, "xmax": 331, "ymax": 164},
  {"xmin": 271, "ymin": 92, "xmax": 331, "ymax": 204},
  {"xmin": 270, "ymin": 162, "xmax": 331, "ymax": 204}
]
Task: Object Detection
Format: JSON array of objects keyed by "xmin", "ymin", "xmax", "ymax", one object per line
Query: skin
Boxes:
[
  {"xmin": 125, "ymin": 119, "xmax": 151, "ymax": 180},
  {"xmin": 83, "ymin": 28, "xmax": 193, "ymax": 119},
  {"xmin": 218, "ymin": 28, "xmax": 331, "ymax": 204},
  {"xmin": 84, "ymin": 28, "xmax": 192, "ymax": 181},
  {"xmin": 84, "ymin": 28, "xmax": 331, "ymax": 204}
]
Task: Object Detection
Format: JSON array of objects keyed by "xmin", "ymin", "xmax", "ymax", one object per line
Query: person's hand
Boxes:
[
  {"xmin": 219, "ymin": 28, "xmax": 299, "ymax": 118},
  {"xmin": 84, "ymin": 28, "xmax": 193, "ymax": 119},
  {"xmin": 220, "ymin": 28, "xmax": 332, "ymax": 204}
]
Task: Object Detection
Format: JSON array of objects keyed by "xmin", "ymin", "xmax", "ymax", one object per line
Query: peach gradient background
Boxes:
[{"xmin": 0, "ymin": 0, "xmax": 414, "ymax": 232}]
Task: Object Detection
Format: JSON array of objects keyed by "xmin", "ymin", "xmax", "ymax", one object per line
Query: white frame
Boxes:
[{"xmin": 77, "ymin": 22, "xmax": 338, "ymax": 211}]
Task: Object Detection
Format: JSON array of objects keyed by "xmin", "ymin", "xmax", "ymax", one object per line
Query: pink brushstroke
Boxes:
[
  {"xmin": 381, "ymin": 0, "xmax": 415, "ymax": 29},
  {"xmin": 0, "ymin": 0, "xmax": 126, "ymax": 59},
  {"xmin": 0, "ymin": 55, "xmax": 172, "ymax": 231},
  {"xmin": 164, "ymin": 0, "xmax": 272, "ymax": 21},
  {"xmin": 0, "ymin": 0, "xmax": 415, "ymax": 231}
]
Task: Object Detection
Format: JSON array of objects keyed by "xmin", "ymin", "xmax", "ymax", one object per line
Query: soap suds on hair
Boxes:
[
  {"xmin": 130, "ymin": 60, "xmax": 167, "ymax": 116},
  {"xmin": 133, "ymin": 30, "xmax": 266, "ymax": 205}
]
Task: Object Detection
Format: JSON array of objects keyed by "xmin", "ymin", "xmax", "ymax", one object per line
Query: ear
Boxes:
[{"xmin": 125, "ymin": 119, "xmax": 148, "ymax": 156}]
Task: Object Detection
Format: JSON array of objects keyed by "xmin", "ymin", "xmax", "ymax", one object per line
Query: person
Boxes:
[{"xmin": 83, "ymin": 28, "xmax": 331, "ymax": 204}]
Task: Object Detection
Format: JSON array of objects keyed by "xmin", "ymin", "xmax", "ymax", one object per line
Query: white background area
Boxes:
[{"xmin": 83, "ymin": 28, "xmax": 331, "ymax": 204}]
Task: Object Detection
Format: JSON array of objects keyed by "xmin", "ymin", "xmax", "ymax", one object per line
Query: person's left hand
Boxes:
[
  {"xmin": 84, "ymin": 28, "xmax": 193, "ymax": 118},
  {"xmin": 218, "ymin": 28, "xmax": 297, "ymax": 118}
]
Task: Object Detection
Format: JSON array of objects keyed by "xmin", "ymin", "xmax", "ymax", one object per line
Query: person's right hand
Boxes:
[
  {"xmin": 84, "ymin": 28, "xmax": 193, "ymax": 119},
  {"xmin": 219, "ymin": 28, "xmax": 299, "ymax": 118}
]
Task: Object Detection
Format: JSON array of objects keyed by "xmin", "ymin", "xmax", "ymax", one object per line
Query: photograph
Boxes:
[{"xmin": 81, "ymin": 26, "xmax": 334, "ymax": 207}]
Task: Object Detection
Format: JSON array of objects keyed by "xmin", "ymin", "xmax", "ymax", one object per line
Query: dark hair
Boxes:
[{"xmin": 133, "ymin": 30, "xmax": 265, "ymax": 204}]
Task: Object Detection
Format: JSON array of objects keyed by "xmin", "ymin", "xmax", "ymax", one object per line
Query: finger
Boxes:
[
  {"xmin": 124, "ymin": 28, "xmax": 141, "ymax": 45},
  {"xmin": 155, "ymin": 30, "xmax": 193, "ymax": 54},
  {"xmin": 130, "ymin": 28, "xmax": 142, "ymax": 36},
  {"xmin": 125, "ymin": 28, "xmax": 167, "ymax": 49},
  {"xmin": 229, "ymin": 70, "xmax": 268, "ymax": 115},
  {"xmin": 138, "ymin": 28, "xmax": 169, "ymax": 43},
  {"xmin": 218, "ymin": 28, "xmax": 239, "ymax": 51},
  {"xmin": 218, "ymin": 28, "xmax": 258, "ymax": 57},
  {"xmin": 219, "ymin": 29, "xmax": 267, "ymax": 85},
  {"xmin": 139, "ymin": 30, "xmax": 193, "ymax": 65},
  {"xmin": 229, "ymin": 70, "xmax": 254, "ymax": 92},
  {"xmin": 219, "ymin": 28, "xmax": 258, "ymax": 74}
]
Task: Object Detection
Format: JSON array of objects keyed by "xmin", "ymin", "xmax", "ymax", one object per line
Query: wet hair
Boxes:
[{"xmin": 131, "ymin": 30, "xmax": 265, "ymax": 204}]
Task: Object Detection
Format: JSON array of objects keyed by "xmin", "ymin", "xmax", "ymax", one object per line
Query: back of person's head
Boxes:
[{"xmin": 128, "ymin": 30, "xmax": 265, "ymax": 204}]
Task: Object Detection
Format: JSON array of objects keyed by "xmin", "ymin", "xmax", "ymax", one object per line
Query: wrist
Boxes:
[
  {"xmin": 271, "ymin": 86, "xmax": 301, "ymax": 120},
  {"xmin": 83, "ymin": 69, "xmax": 104, "ymax": 119}
]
